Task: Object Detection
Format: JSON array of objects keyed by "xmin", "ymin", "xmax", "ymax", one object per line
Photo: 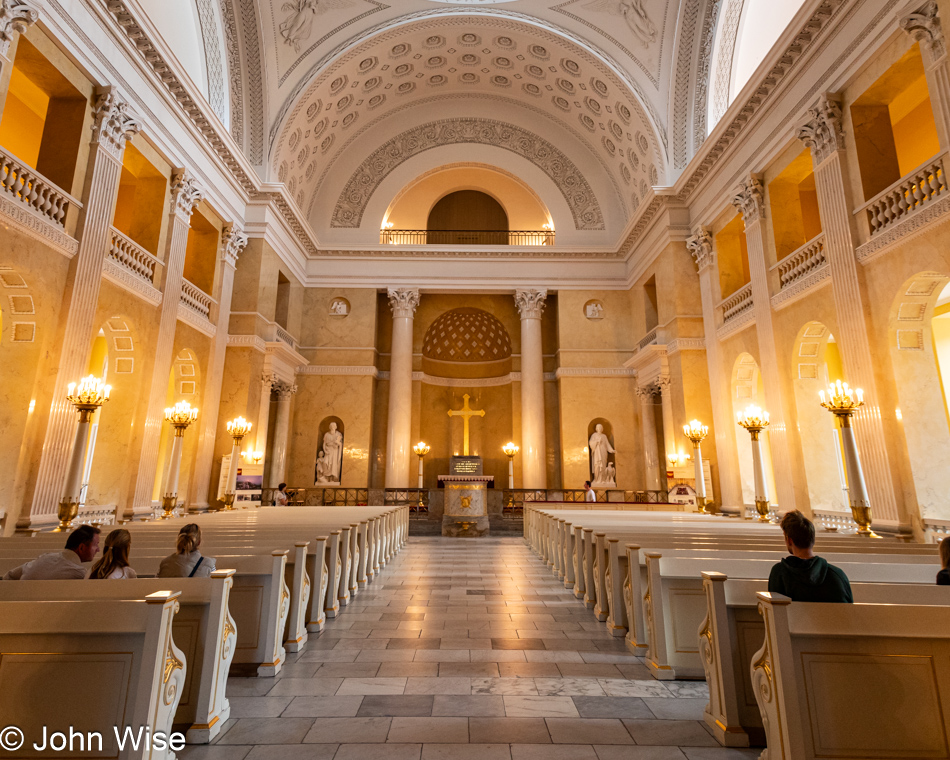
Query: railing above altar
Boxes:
[{"xmin": 504, "ymin": 488, "xmax": 671, "ymax": 512}]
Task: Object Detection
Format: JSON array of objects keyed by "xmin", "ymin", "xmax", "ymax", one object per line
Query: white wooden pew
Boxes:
[
  {"xmin": 0, "ymin": 572, "xmax": 236, "ymax": 743},
  {"xmin": 0, "ymin": 591, "xmax": 186, "ymax": 760},
  {"xmin": 753, "ymin": 592, "xmax": 950, "ymax": 759}
]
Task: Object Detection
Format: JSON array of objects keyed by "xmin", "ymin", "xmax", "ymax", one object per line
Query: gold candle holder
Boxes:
[
  {"xmin": 223, "ymin": 417, "xmax": 252, "ymax": 511},
  {"xmin": 503, "ymin": 442, "xmax": 519, "ymax": 508},
  {"xmin": 737, "ymin": 406, "xmax": 772, "ymax": 522},
  {"xmin": 683, "ymin": 420, "xmax": 711, "ymax": 513},
  {"xmin": 160, "ymin": 402, "xmax": 199, "ymax": 519},
  {"xmin": 413, "ymin": 442, "xmax": 430, "ymax": 508}
]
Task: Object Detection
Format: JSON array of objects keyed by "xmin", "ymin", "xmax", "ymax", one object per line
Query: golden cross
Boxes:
[{"xmin": 447, "ymin": 393, "xmax": 486, "ymax": 456}]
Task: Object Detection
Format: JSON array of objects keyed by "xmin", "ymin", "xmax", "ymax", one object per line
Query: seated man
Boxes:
[
  {"xmin": 769, "ymin": 510, "xmax": 853, "ymax": 603},
  {"xmin": 3, "ymin": 525, "xmax": 101, "ymax": 580}
]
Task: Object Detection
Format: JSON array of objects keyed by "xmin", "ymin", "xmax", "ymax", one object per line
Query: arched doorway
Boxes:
[
  {"xmin": 792, "ymin": 322, "xmax": 848, "ymax": 514},
  {"xmin": 426, "ymin": 190, "xmax": 509, "ymax": 245},
  {"xmin": 731, "ymin": 353, "xmax": 777, "ymax": 509}
]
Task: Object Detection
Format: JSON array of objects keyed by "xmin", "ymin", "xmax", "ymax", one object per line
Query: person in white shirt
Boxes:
[
  {"xmin": 584, "ymin": 480, "xmax": 597, "ymax": 503},
  {"xmin": 158, "ymin": 523, "xmax": 216, "ymax": 578},
  {"xmin": 274, "ymin": 482, "xmax": 289, "ymax": 506},
  {"xmin": 88, "ymin": 529, "xmax": 137, "ymax": 580},
  {"xmin": 3, "ymin": 525, "xmax": 100, "ymax": 580}
]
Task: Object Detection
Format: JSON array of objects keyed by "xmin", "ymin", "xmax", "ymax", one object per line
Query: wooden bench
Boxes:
[
  {"xmin": 752, "ymin": 591, "xmax": 950, "ymax": 759},
  {"xmin": 0, "ymin": 591, "xmax": 185, "ymax": 760},
  {"xmin": 0, "ymin": 572, "xmax": 236, "ymax": 743}
]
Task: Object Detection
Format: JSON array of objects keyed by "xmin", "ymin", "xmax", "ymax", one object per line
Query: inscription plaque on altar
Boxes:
[{"xmin": 450, "ymin": 456, "xmax": 483, "ymax": 476}]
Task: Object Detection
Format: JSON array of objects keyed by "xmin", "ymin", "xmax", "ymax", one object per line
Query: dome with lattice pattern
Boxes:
[{"xmin": 422, "ymin": 308, "xmax": 512, "ymax": 365}]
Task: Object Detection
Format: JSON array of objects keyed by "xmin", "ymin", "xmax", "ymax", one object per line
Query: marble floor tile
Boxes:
[
  {"xmin": 598, "ymin": 679, "xmax": 674, "ymax": 699},
  {"xmin": 179, "ymin": 746, "xmax": 252, "ymax": 760},
  {"xmin": 663, "ymin": 682, "xmax": 710, "ymax": 699},
  {"xmin": 498, "ymin": 662, "xmax": 562, "ymax": 678},
  {"xmin": 510, "ymin": 745, "xmax": 598, "ymax": 760},
  {"xmin": 420, "ymin": 744, "xmax": 512, "ymax": 760},
  {"xmin": 281, "ymin": 696, "xmax": 365, "ymax": 718},
  {"xmin": 265, "ymin": 678, "xmax": 343, "ymax": 697},
  {"xmin": 470, "ymin": 717, "xmax": 553, "ymax": 744},
  {"xmin": 438, "ymin": 662, "xmax": 501, "ymax": 678},
  {"xmin": 243, "ymin": 746, "xmax": 339, "ymax": 760},
  {"xmin": 471, "ymin": 678, "xmax": 540, "ymax": 696},
  {"xmin": 679, "ymin": 749, "xmax": 761, "ymax": 759},
  {"xmin": 431, "ymin": 695, "xmax": 507, "ymax": 717},
  {"xmin": 593, "ymin": 747, "xmax": 688, "ymax": 759},
  {"xmin": 358, "ymin": 695, "xmax": 435, "ymax": 717},
  {"xmin": 336, "ymin": 677, "xmax": 408, "ymax": 695},
  {"xmin": 216, "ymin": 718, "xmax": 315, "ymax": 745},
  {"xmin": 376, "ymin": 662, "xmax": 441, "ymax": 678},
  {"xmin": 504, "ymin": 696, "xmax": 580, "ymax": 718},
  {"xmin": 334, "ymin": 745, "xmax": 422, "ymax": 760},
  {"xmin": 572, "ymin": 696, "xmax": 654, "ymax": 720},
  {"xmin": 303, "ymin": 717, "xmax": 393, "ymax": 743},
  {"xmin": 312, "ymin": 662, "xmax": 381, "ymax": 678},
  {"xmin": 387, "ymin": 717, "xmax": 470, "ymax": 744},
  {"xmin": 470, "ymin": 649, "xmax": 528, "ymax": 663},
  {"xmin": 621, "ymin": 720, "xmax": 719, "ymax": 747},
  {"xmin": 557, "ymin": 663, "xmax": 625, "ymax": 679},
  {"xmin": 641, "ymin": 698, "xmax": 708, "ymax": 721},
  {"xmin": 535, "ymin": 677, "xmax": 607, "ymax": 697},
  {"xmin": 226, "ymin": 697, "xmax": 294, "ymax": 718},
  {"xmin": 545, "ymin": 718, "xmax": 634, "ymax": 745}
]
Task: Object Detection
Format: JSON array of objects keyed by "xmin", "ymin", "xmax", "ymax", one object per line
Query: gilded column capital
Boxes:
[
  {"xmin": 387, "ymin": 287, "xmax": 420, "ymax": 319},
  {"xmin": 0, "ymin": 0, "xmax": 38, "ymax": 58},
  {"xmin": 901, "ymin": 1, "xmax": 946, "ymax": 64},
  {"xmin": 798, "ymin": 94, "xmax": 846, "ymax": 166},
  {"xmin": 92, "ymin": 86, "xmax": 141, "ymax": 157},
  {"xmin": 686, "ymin": 227, "xmax": 714, "ymax": 272},
  {"xmin": 170, "ymin": 169, "xmax": 204, "ymax": 221},
  {"xmin": 732, "ymin": 176, "xmax": 766, "ymax": 226},
  {"xmin": 220, "ymin": 224, "xmax": 248, "ymax": 268},
  {"xmin": 514, "ymin": 288, "xmax": 548, "ymax": 320}
]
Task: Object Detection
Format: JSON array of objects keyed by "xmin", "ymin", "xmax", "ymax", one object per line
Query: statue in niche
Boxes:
[
  {"xmin": 589, "ymin": 423, "xmax": 617, "ymax": 487},
  {"xmin": 604, "ymin": 462, "xmax": 617, "ymax": 488},
  {"xmin": 583, "ymin": 0, "xmax": 657, "ymax": 47},
  {"xmin": 323, "ymin": 422, "xmax": 344, "ymax": 482},
  {"xmin": 315, "ymin": 451, "xmax": 333, "ymax": 484},
  {"xmin": 280, "ymin": 0, "xmax": 355, "ymax": 53}
]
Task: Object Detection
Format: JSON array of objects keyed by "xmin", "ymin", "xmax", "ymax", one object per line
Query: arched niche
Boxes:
[
  {"xmin": 889, "ymin": 272, "xmax": 950, "ymax": 523},
  {"xmin": 587, "ymin": 418, "xmax": 617, "ymax": 486},
  {"xmin": 316, "ymin": 416, "xmax": 345, "ymax": 485},
  {"xmin": 731, "ymin": 353, "xmax": 778, "ymax": 508},
  {"xmin": 791, "ymin": 321, "xmax": 848, "ymax": 514}
]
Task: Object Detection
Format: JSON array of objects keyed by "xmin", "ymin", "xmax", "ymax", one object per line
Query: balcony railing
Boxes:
[
  {"xmin": 380, "ymin": 229, "xmax": 555, "ymax": 246},
  {"xmin": 638, "ymin": 328, "xmax": 659, "ymax": 350},
  {"xmin": 109, "ymin": 227, "xmax": 161, "ymax": 284},
  {"xmin": 0, "ymin": 145, "xmax": 80, "ymax": 229},
  {"xmin": 275, "ymin": 325, "xmax": 295, "ymax": 348},
  {"xmin": 774, "ymin": 234, "xmax": 826, "ymax": 290},
  {"xmin": 720, "ymin": 283, "xmax": 754, "ymax": 324},
  {"xmin": 180, "ymin": 279, "xmax": 214, "ymax": 321},
  {"xmin": 857, "ymin": 152, "xmax": 948, "ymax": 236}
]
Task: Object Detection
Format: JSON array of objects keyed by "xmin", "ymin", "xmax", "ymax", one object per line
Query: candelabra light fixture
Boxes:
[
  {"xmin": 503, "ymin": 442, "xmax": 519, "ymax": 505},
  {"xmin": 57, "ymin": 376, "xmax": 112, "ymax": 532},
  {"xmin": 819, "ymin": 380, "xmax": 878, "ymax": 537},
  {"xmin": 251, "ymin": 451, "xmax": 264, "ymax": 464},
  {"xmin": 737, "ymin": 406, "xmax": 773, "ymax": 522},
  {"xmin": 222, "ymin": 417, "xmax": 252, "ymax": 510},
  {"xmin": 683, "ymin": 419, "xmax": 711, "ymax": 513},
  {"xmin": 160, "ymin": 402, "xmax": 198, "ymax": 519},
  {"xmin": 413, "ymin": 442, "xmax": 430, "ymax": 508}
]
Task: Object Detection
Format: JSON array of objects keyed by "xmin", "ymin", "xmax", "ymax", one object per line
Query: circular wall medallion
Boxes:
[
  {"xmin": 329, "ymin": 298, "xmax": 350, "ymax": 317},
  {"xmin": 584, "ymin": 300, "xmax": 605, "ymax": 320}
]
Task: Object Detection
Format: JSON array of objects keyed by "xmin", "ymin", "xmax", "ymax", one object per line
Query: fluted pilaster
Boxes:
[
  {"xmin": 25, "ymin": 87, "xmax": 140, "ymax": 527},
  {"xmin": 515, "ymin": 288, "xmax": 548, "ymax": 489},
  {"xmin": 270, "ymin": 381, "xmax": 297, "ymax": 487},
  {"xmin": 901, "ymin": 2, "xmax": 950, "ymax": 152},
  {"xmin": 732, "ymin": 176, "xmax": 799, "ymax": 511},
  {"xmin": 797, "ymin": 95, "xmax": 903, "ymax": 523}
]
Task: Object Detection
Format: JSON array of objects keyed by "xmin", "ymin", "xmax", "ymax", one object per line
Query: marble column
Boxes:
[
  {"xmin": 733, "ymin": 177, "xmax": 799, "ymax": 511},
  {"xmin": 188, "ymin": 226, "xmax": 246, "ymax": 511},
  {"xmin": 129, "ymin": 170, "xmax": 204, "ymax": 517},
  {"xmin": 637, "ymin": 385, "xmax": 661, "ymax": 491},
  {"xmin": 901, "ymin": 3, "xmax": 950, "ymax": 148},
  {"xmin": 798, "ymin": 96, "xmax": 903, "ymax": 523},
  {"xmin": 24, "ymin": 88, "xmax": 141, "ymax": 528},
  {"xmin": 515, "ymin": 289, "xmax": 548, "ymax": 489},
  {"xmin": 385, "ymin": 288, "xmax": 419, "ymax": 488},
  {"xmin": 255, "ymin": 372, "xmax": 277, "ymax": 460},
  {"xmin": 0, "ymin": 0, "xmax": 38, "ymax": 108},
  {"xmin": 657, "ymin": 375, "xmax": 677, "ymax": 466},
  {"xmin": 269, "ymin": 381, "xmax": 297, "ymax": 487},
  {"xmin": 686, "ymin": 229, "xmax": 743, "ymax": 508}
]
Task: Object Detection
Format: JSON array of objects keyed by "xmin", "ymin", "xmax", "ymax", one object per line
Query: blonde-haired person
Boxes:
[
  {"xmin": 88, "ymin": 529, "xmax": 137, "ymax": 580},
  {"xmin": 158, "ymin": 523, "xmax": 216, "ymax": 578},
  {"xmin": 937, "ymin": 537, "xmax": 950, "ymax": 585}
]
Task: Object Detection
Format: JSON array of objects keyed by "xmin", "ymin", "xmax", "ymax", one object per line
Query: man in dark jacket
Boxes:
[{"xmin": 768, "ymin": 510, "xmax": 853, "ymax": 603}]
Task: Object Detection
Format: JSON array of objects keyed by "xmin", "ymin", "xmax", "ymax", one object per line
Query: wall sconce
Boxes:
[{"xmin": 251, "ymin": 451, "xmax": 264, "ymax": 464}]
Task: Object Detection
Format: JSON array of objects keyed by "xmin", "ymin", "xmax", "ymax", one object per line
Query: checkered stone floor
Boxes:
[{"xmin": 181, "ymin": 537, "xmax": 760, "ymax": 760}]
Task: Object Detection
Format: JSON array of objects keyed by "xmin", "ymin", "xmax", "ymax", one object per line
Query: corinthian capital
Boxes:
[
  {"xmin": 92, "ymin": 86, "xmax": 141, "ymax": 156},
  {"xmin": 732, "ymin": 176, "xmax": 766, "ymax": 226},
  {"xmin": 514, "ymin": 288, "xmax": 547, "ymax": 320},
  {"xmin": 275, "ymin": 380, "xmax": 298, "ymax": 398},
  {"xmin": 686, "ymin": 227, "xmax": 714, "ymax": 272},
  {"xmin": 0, "ymin": 0, "xmax": 38, "ymax": 58},
  {"xmin": 221, "ymin": 224, "xmax": 248, "ymax": 267},
  {"xmin": 901, "ymin": 1, "xmax": 946, "ymax": 63},
  {"xmin": 170, "ymin": 169, "xmax": 204, "ymax": 220},
  {"xmin": 798, "ymin": 94, "xmax": 845, "ymax": 166},
  {"xmin": 388, "ymin": 288, "xmax": 420, "ymax": 318}
]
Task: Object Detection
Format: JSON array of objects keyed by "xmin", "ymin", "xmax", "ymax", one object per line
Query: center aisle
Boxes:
[{"xmin": 186, "ymin": 537, "xmax": 758, "ymax": 760}]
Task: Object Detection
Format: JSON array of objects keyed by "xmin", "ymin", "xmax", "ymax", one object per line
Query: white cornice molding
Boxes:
[
  {"xmin": 665, "ymin": 338, "xmax": 706, "ymax": 355},
  {"xmin": 555, "ymin": 367, "xmax": 638, "ymax": 379},
  {"xmin": 102, "ymin": 258, "xmax": 162, "ymax": 306},
  {"xmin": 297, "ymin": 365, "xmax": 379, "ymax": 377},
  {"xmin": 0, "ymin": 196, "xmax": 78, "ymax": 258},
  {"xmin": 227, "ymin": 334, "xmax": 267, "ymax": 352},
  {"xmin": 265, "ymin": 339, "xmax": 308, "ymax": 371},
  {"xmin": 177, "ymin": 302, "xmax": 217, "ymax": 338}
]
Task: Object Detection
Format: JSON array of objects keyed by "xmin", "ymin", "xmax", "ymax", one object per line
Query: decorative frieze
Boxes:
[
  {"xmin": 387, "ymin": 287, "xmax": 420, "ymax": 319},
  {"xmin": 665, "ymin": 338, "xmax": 706, "ymax": 354},
  {"xmin": 91, "ymin": 86, "xmax": 141, "ymax": 158},
  {"xmin": 798, "ymin": 94, "xmax": 845, "ymax": 166},
  {"xmin": 0, "ymin": 0, "xmax": 38, "ymax": 57},
  {"xmin": 732, "ymin": 176, "xmax": 766, "ymax": 225},
  {"xmin": 554, "ymin": 367, "xmax": 637, "ymax": 379},
  {"xmin": 297, "ymin": 365, "xmax": 379, "ymax": 377},
  {"xmin": 514, "ymin": 289, "xmax": 547, "ymax": 320},
  {"xmin": 900, "ymin": 1, "xmax": 946, "ymax": 64},
  {"xmin": 686, "ymin": 227, "xmax": 714, "ymax": 272},
  {"xmin": 227, "ymin": 334, "xmax": 267, "ymax": 352}
]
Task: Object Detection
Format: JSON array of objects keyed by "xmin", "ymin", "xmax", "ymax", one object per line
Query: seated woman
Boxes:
[
  {"xmin": 937, "ymin": 537, "xmax": 950, "ymax": 585},
  {"xmin": 158, "ymin": 523, "xmax": 216, "ymax": 578},
  {"xmin": 88, "ymin": 529, "xmax": 136, "ymax": 579}
]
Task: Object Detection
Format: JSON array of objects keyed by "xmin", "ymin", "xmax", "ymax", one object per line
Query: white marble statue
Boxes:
[
  {"xmin": 604, "ymin": 462, "xmax": 617, "ymax": 487},
  {"xmin": 330, "ymin": 299, "xmax": 349, "ymax": 315},
  {"xmin": 583, "ymin": 0, "xmax": 657, "ymax": 47},
  {"xmin": 315, "ymin": 451, "xmax": 333, "ymax": 484},
  {"xmin": 280, "ymin": 0, "xmax": 354, "ymax": 53},
  {"xmin": 589, "ymin": 423, "xmax": 617, "ymax": 486},
  {"xmin": 323, "ymin": 422, "xmax": 344, "ymax": 482},
  {"xmin": 586, "ymin": 302, "xmax": 604, "ymax": 319}
]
